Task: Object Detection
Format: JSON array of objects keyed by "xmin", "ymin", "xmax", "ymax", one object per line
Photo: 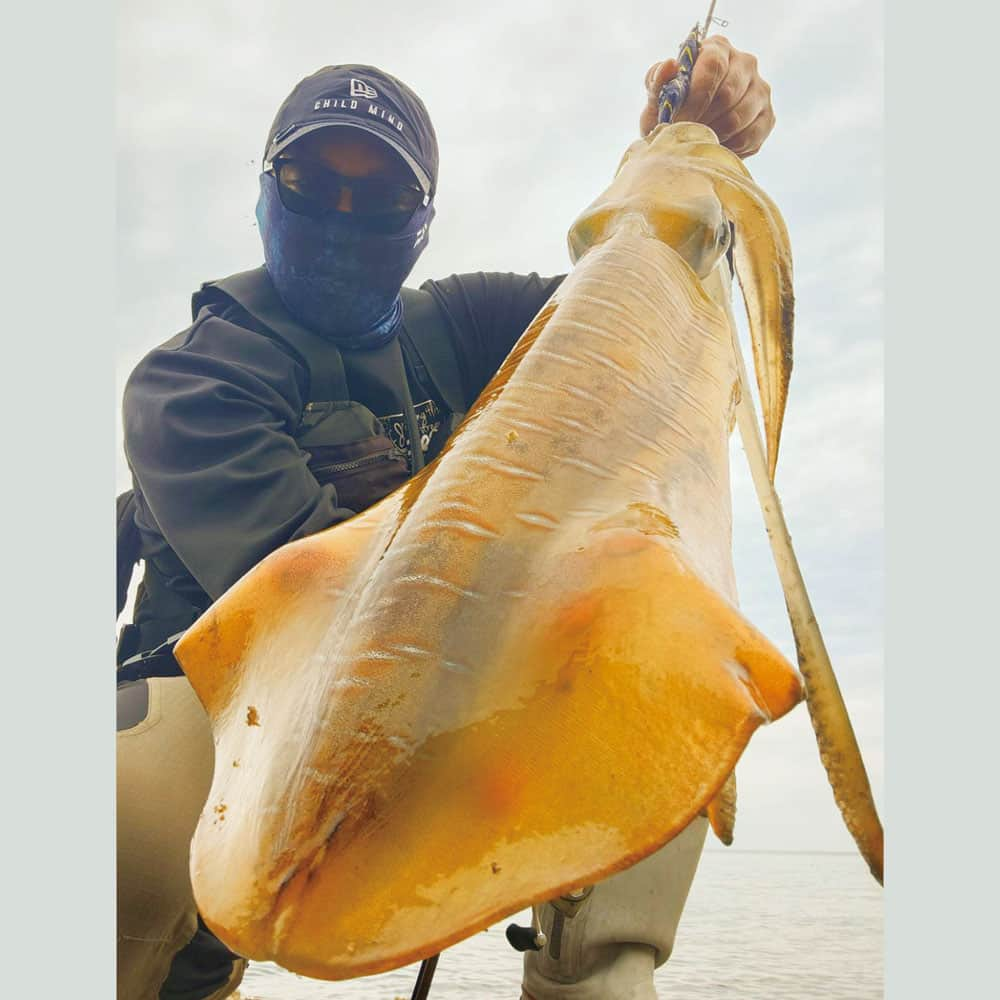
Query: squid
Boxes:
[{"xmin": 175, "ymin": 122, "xmax": 882, "ymax": 982}]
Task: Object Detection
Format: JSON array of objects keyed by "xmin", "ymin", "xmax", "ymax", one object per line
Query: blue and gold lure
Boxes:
[{"xmin": 656, "ymin": 0, "xmax": 724, "ymax": 124}]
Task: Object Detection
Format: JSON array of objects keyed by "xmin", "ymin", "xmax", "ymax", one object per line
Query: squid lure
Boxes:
[{"xmin": 657, "ymin": 0, "xmax": 729, "ymax": 124}]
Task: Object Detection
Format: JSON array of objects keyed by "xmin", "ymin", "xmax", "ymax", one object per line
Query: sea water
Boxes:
[{"xmin": 240, "ymin": 850, "xmax": 883, "ymax": 999}]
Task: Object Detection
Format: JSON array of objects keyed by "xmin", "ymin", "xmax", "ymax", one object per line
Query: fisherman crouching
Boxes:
[{"xmin": 117, "ymin": 40, "xmax": 775, "ymax": 1000}]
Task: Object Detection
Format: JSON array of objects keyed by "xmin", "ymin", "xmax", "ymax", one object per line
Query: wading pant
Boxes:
[
  {"xmin": 117, "ymin": 675, "xmax": 246, "ymax": 1000},
  {"xmin": 521, "ymin": 817, "xmax": 709, "ymax": 1000}
]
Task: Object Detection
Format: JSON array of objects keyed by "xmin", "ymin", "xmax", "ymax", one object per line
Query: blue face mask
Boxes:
[{"xmin": 255, "ymin": 171, "xmax": 434, "ymax": 348}]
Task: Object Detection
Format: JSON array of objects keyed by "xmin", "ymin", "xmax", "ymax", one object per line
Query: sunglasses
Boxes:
[{"xmin": 269, "ymin": 156, "xmax": 426, "ymax": 234}]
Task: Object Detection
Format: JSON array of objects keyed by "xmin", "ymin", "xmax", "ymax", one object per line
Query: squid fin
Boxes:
[
  {"xmin": 176, "ymin": 524, "xmax": 803, "ymax": 980},
  {"xmin": 175, "ymin": 490, "xmax": 404, "ymax": 722}
]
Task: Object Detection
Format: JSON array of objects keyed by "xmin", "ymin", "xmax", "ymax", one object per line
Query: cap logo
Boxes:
[{"xmin": 350, "ymin": 79, "xmax": 378, "ymax": 99}]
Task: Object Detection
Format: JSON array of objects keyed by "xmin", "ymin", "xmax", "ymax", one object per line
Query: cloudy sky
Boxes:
[{"xmin": 116, "ymin": 0, "xmax": 883, "ymax": 858}]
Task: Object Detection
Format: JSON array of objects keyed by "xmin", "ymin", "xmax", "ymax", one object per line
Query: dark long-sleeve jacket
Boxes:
[{"xmin": 122, "ymin": 270, "xmax": 563, "ymax": 652}]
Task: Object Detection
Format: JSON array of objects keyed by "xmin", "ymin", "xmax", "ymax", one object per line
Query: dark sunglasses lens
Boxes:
[
  {"xmin": 272, "ymin": 160, "xmax": 423, "ymax": 231},
  {"xmin": 351, "ymin": 181, "xmax": 422, "ymax": 234},
  {"xmin": 274, "ymin": 161, "xmax": 330, "ymax": 217},
  {"xmin": 275, "ymin": 179, "xmax": 320, "ymax": 217},
  {"xmin": 351, "ymin": 178, "xmax": 423, "ymax": 217}
]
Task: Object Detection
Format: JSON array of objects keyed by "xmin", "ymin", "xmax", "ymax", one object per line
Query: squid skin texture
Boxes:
[
  {"xmin": 176, "ymin": 124, "xmax": 812, "ymax": 980},
  {"xmin": 570, "ymin": 122, "xmax": 794, "ymax": 482}
]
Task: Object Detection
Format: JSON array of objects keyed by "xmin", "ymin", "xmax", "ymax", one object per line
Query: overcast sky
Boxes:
[{"xmin": 116, "ymin": 0, "xmax": 883, "ymax": 858}]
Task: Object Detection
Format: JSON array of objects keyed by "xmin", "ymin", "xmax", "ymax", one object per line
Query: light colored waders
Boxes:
[
  {"xmin": 521, "ymin": 818, "xmax": 709, "ymax": 1000},
  {"xmin": 117, "ymin": 675, "xmax": 246, "ymax": 1000}
]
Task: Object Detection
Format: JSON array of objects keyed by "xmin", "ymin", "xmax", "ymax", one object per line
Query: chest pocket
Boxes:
[
  {"xmin": 296, "ymin": 399, "xmax": 410, "ymax": 513},
  {"xmin": 197, "ymin": 269, "xmax": 468, "ymax": 515}
]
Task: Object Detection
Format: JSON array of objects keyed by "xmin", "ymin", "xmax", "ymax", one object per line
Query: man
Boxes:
[{"xmin": 118, "ymin": 41, "xmax": 775, "ymax": 1000}]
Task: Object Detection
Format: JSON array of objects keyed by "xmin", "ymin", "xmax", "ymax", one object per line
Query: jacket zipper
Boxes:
[{"xmin": 310, "ymin": 447, "xmax": 400, "ymax": 476}]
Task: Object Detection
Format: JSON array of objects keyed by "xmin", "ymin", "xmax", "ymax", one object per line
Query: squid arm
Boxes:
[{"xmin": 702, "ymin": 253, "xmax": 884, "ymax": 884}]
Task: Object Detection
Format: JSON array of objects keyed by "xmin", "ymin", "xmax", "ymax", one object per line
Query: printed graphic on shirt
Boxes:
[{"xmin": 378, "ymin": 398, "xmax": 442, "ymax": 465}]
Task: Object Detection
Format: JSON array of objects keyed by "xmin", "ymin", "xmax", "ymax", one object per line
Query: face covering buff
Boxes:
[{"xmin": 256, "ymin": 171, "xmax": 434, "ymax": 349}]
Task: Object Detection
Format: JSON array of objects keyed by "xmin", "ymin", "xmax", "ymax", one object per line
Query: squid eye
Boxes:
[{"xmin": 716, "ymin": 219, "xmax": 732, "ymax": 253}]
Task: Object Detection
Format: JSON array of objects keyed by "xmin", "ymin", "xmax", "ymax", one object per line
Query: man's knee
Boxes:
[
  {"xmin": 522, "ymin": 818, "xmax": 708, "ymax": 999},
  {"xmin": 117, "ymin": 675, "xmax": 221, "ymax": 999}
]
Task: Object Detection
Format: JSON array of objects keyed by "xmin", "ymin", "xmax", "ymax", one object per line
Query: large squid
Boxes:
[{"xmin": 175, "ymin": 122, "xmax": 882, "ymax": 981}]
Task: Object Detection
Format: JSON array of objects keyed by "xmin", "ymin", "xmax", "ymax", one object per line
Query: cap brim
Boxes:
[{"xmin": 264, "ymin": 120, "xmax": 432, "ymax": 197}]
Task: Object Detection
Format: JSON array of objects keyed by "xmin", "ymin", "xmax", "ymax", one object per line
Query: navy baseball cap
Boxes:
[{"xmin": 263, "ymin": 65, "xmax": 439, "ymax": 198}]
